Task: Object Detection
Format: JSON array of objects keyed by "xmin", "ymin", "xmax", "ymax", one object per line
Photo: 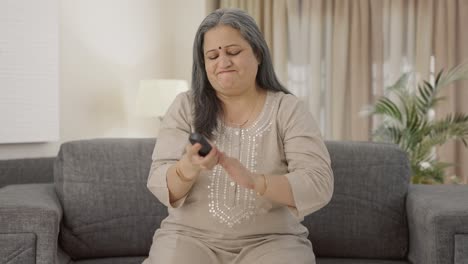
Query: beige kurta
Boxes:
[{"xmin": 144, "ymin": 90, "xmax": 333, "ymax": 264}]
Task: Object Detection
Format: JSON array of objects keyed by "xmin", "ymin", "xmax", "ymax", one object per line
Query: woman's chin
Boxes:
[
  {"xmin": 211, "ymin": 80, "xmax": 251, "ymax": 96},
  {"xmin": 216, "ymin": 82, "xmax": 238, "ymax": 92},
  {"xmin": 216, "ymin": 77, "xmax": 236, "ymax": 88}
]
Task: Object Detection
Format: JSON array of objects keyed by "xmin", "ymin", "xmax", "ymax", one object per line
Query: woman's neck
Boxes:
[{"xmin": 218, "ymin": 87, "xmax": 265, "ymax": 127}]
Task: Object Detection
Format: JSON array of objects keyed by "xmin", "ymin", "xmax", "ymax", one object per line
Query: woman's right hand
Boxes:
[{"xmin": 178, "ymin": 142, "xmax": 220, "ymax": 181}]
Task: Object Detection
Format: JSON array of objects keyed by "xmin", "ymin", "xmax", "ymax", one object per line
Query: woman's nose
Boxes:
[{"xmin": 218, "ymin": 55, "xmax": 232, "ymax": 68}]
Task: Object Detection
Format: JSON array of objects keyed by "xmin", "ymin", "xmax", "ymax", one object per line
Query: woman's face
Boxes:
[{"xmin": 203, "ymin": 25, "xmax": 260, "ymax": 96}]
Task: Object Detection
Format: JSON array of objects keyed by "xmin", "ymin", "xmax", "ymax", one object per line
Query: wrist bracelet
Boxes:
[
  {"xmin": 175, "ymin": 165, "xmax": 193, "ymax": 182},
  {"xmin": 257, "ymin": 174, "xmax": 267, "ymax": 196}
]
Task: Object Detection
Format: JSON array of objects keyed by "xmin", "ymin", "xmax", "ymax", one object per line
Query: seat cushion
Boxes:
[
  {"xmin": 304, "ymin": 141, "xmax": 410, "ymax": 259},
  {"xmin": 54, "ymin": 138, "xmax": 167, "ymax": 259},
  {"xmin": 317, "ymin": 258, "xmax": 410, "ymax": 264},
  {"xmin": 72, "ymin": 257, "xmax": 145, "ymax": 264}
]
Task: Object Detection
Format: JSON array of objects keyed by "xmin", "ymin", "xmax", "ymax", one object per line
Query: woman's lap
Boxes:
[
  {"xmin": 143, "ymin": 232, "xmax": 315, "ymax": 264},
  {"xmin": 143, "ymin": 231, "xmax": 220, "ymax": 264},
  {"xmin": 234, "ymin": 234, "xmax": 315, "ymax": 264}
]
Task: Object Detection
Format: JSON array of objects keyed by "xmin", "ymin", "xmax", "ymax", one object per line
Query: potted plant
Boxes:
[{"xmin": 364, "ymin": 63, "xmax": 468, "ymax": 184}]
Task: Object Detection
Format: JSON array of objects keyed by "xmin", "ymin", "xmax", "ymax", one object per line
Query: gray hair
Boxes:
[{"xmin": 191, "ymin": 8, "xmax": 290, "ymax": 139}]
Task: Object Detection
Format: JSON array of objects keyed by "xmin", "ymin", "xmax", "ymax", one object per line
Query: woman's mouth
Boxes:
[{"xmin": 217, "ymin": 70, "xmax": 235, "ymax": 75}]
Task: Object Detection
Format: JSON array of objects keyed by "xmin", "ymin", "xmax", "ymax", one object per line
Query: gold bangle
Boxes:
[
  {"xmin": 257, "ymin": 174, "xmax": 267, "ymax": 196},
  {"xmin": 175, "ymin": 165, "xmax": 193, "ymax": 182}
]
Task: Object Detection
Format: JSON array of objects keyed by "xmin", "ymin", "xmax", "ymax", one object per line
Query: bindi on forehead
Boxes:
[{"xmin": 205, "ymin": 44, "xmax": 242, "ymax": 55}]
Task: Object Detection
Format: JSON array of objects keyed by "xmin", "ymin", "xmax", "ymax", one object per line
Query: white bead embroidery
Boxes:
[{"xmin": 207, "ymin": 93, "xmax": 275, "ymax": 227}]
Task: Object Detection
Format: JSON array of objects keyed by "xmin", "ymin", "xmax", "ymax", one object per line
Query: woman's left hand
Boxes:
[{"xmin": 218, "ymin": 152, "xmax": 256, "ymax": 189}]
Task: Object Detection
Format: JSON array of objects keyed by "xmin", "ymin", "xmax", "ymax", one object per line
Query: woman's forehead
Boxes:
[{"xmin": 203, "ymin": 25, "xmax": 248, "ymax": 51}]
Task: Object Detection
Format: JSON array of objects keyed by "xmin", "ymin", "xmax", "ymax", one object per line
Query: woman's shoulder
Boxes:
[
  {"xmin": 170, "ymin": 91, "xmax": 193, "ymax": 111},
  {"xmin": 269, "ymin": 90, "xmax": 301, "ymax": 111},
  {"xmin": 268, "ymin": 90, "xmax": 311, "ymax": 126},
  {"xmin": 165, "ymin": 91, "xmax": 193, "ymax": 121},
  {"xmin": 175, "ymin": 90, "xmax": 192, "ymax": 104},
  {"xmin": 161, "ymin": 91, "xmax": 194, "ymax": 130}
]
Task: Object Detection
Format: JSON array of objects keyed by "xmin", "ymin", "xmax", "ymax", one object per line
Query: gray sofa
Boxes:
[{"xmin": 0, "ymin": 138, "xmax": 467, "ymax": 264}]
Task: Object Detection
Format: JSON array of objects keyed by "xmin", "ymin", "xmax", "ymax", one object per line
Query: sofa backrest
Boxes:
[
  {"xmin": 0, "ymin": 157, "xmax": 55, "ymax": 188},
  {"xmin": 304, "ymin": 141, "xmax": 410, "ymax": 259},
  {"xmin": 54, "ymin": 138, "xmax": 166, "ymax": 259}
]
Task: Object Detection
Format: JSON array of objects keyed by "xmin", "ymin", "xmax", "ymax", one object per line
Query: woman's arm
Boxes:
[
  {"xmin": 166, "ymin": 163, "xmax": 198, "ymax": 204},
  {"xmin": 147, "ymin": 92, "xmax": 202, "ymax": 208},
  {"xmin": 218, "ymin": 154, "xmax": 296, "ymax": 207},
  {"xmin": 167, "ymin": 143, "xmax": 219, "ymax": 203},
  {"xmin": 278, "ymin": 95, "xmax": 334, "ymax": 217},
  {"xmin": 253, "ymin": 174, "xmax": 295, "ymax": 207}
]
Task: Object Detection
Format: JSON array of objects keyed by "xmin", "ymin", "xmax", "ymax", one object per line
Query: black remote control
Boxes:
[{"xmin": 189, "ymin": 132, "xmax": 212, "ymax": 157}]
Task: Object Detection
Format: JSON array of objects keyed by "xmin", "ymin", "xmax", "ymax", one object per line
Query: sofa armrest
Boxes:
[
  {"xmin": 0, "ymin": 184, "xmax": 62, "ymax": 264},
  {"xmin": 407, "ymin": 184, "xmax": 468, "ymax": 264}
]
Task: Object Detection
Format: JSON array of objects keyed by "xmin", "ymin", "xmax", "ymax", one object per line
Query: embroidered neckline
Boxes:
[{"xmin": 208, "ymin": 91, "xmax": 278, "ymax": 228}]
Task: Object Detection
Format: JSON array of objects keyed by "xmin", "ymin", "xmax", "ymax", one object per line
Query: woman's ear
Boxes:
[{"xmin": 254, "ymin": 49, "xmax": 262, "ymax": 65}]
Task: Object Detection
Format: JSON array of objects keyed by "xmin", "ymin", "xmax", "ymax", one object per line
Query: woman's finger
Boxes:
[
  {"xmin": 204, "ymin": 145, "xmax": 218, "ymax": 160},
  {"xmin": 186, "ymin": 143, "xmax": 202, "ymax": 157},
  {"xmin": 218, "ymin": 152, "xmax": 226, "ymax": 166}
]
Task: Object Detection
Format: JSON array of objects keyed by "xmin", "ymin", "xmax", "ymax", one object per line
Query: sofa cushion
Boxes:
[
  {"xmin": 304, "ymin": 141, "xmax": 410, "ymax": 259},
  {"xmin": 317, "ymin": 258, "xmax": 410, "ymax": 264},
  {"xmin": 54, "ymin": 138, "xmax": 167, "ymax": 259},
  {"xmin": 74, "ymin": 257, "xmax": 145, "ymax": 264}
]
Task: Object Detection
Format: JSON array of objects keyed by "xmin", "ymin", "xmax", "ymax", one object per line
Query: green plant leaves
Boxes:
[
  {"xmin": 365, "ymin": 62, "xmax": 468, "ymax": 184},
  {"xmin": 374, "ymin": 97, "xmax": 403, "ymax": 122}
]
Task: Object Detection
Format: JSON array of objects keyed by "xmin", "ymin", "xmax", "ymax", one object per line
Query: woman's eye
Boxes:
[
  {"xmin": 228, "ymin": 50, "xmax": 241, "ymax": 56},
  {"xmin": 207, "ymin": 55, "xmax": 218, "ymax": 60}
]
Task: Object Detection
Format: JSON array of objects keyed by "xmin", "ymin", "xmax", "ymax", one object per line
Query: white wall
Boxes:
[
  {"xmin": 0, "ymin": 0, "xmax": 60, "ymax": 144},
  {"xmin": 0, "ymin": 0, "xmax": 207, "ymax": 159}
]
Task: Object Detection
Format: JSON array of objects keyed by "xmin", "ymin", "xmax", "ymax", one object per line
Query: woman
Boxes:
[{"xmin": 143, "ymin": 8, "xmax": 333, "ymax": 264}]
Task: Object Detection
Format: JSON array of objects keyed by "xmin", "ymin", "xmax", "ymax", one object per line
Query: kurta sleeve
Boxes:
[
  {"xmin": 147, "ymin": 92, "xmax": 192, "ymax": 208},
  {"xmin": 278, "ymin": 94, "xmax": 334, "ymax": 219}
]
